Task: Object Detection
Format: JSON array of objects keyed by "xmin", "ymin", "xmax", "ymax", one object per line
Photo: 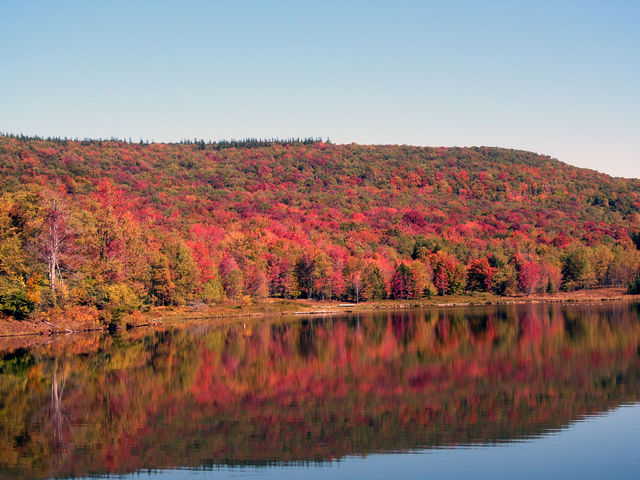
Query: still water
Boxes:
[{"xmin": 1, "ymin": 303, "xmax": 640, "ymax": 479}]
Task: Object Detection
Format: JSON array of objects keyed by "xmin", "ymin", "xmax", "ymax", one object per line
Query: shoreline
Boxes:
[{"xmin": 0, "ymin": 288, "xmax": 639, "ymax": 342}]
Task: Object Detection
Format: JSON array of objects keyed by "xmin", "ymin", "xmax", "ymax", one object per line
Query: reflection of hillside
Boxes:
[{"xmin": 1, "ymin": 303, "xmax": 640, "ymax": 479}]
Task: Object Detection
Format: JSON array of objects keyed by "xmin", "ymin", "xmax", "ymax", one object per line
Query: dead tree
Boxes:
[{"xmin": 43, "ymin": 198, "xmax": 68, "ymax": 303}]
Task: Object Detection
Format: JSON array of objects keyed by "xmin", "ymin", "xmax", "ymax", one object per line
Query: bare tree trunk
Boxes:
[{"xmin": 43, "ymin": 199, "xmax": 68, "ymax": 304}]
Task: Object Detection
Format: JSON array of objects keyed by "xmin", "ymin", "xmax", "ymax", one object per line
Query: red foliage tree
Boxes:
[
  {"xmin": 466, "ymin": 258, "xmax": 494, "ymax": 292},
  {"xmin": 518, "ymin": 260, "xmax": 542, "ymax": 294}
]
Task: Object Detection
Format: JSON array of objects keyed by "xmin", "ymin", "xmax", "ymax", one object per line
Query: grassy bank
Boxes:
[{"xmin": 1, "ymin": 288, "xmax": 639, "ymax": 339}]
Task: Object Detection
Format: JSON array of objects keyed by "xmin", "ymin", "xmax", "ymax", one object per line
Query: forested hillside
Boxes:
[{"xmin": 1, "ymin": 134, "xmax": 640, "ymax": 321}]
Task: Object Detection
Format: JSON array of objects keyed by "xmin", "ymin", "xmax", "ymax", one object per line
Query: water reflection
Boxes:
[{"xmin": 1, "ymin": 303, "xmax": 640, "ymax": 479}]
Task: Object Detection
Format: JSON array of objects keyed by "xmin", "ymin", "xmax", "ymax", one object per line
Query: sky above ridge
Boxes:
[{"xmin": 1, "ymin": 0, "xmax": 639, "ymax": 178}]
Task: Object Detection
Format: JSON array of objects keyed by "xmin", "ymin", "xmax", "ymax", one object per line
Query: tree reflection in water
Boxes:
[{"xmin": 1, "ymin": 303, "xmax": 640, "ymax": 479}]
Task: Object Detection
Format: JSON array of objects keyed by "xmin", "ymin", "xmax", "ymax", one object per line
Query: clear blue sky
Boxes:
[{"xmin": 1, "ymin": 0, "xmax": 639, "ymax": 177}]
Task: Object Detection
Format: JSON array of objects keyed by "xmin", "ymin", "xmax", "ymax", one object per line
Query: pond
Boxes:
[{"xmin": 1, "ymin": 303, "xmax": 640, "ymax": 479}]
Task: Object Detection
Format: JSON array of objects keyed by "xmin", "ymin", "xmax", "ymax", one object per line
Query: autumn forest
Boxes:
[{"xmin": 1, "ymin": 134, "xmax": 640, "ymax": 323}]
